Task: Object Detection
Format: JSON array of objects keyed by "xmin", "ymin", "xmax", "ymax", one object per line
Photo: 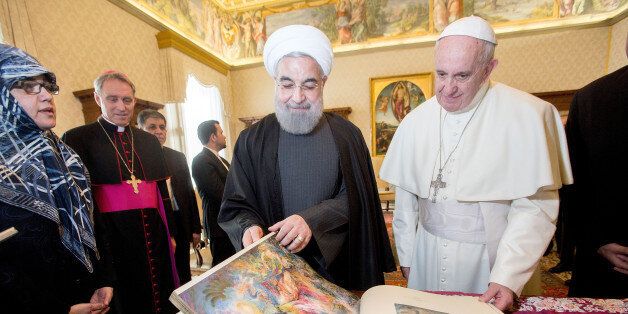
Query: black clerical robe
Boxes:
[
  {"xmin": 163, "ymin": 146, "xmax": 201, "ymax": 283},
  {"xmin": 218, "ymin": 113, "xmax": 396, "ymax": 290},
  {"xmin": 63, "ymin": 117, "xmax": 178, "ymax": 313},
  {"xmin": 566, "ymin": 65, "xmax": 628, "ymax": 298}
]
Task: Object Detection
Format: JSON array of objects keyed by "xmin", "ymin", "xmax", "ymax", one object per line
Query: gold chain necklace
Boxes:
[{"xmin": 97, "ymin": 120, "xmax": 142, "ymax": 194}]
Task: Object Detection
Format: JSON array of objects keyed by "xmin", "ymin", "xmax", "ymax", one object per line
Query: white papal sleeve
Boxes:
[
  {"xmin": 489, "ymin": 189, "xmax": 559, "ymax": 296},
  {"xmin": 393, "ymin": 187, "xmax": 420, "ymax": 267}
]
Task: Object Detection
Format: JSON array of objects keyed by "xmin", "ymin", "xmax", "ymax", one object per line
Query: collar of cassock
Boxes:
[{"xmin": 99, "ymin": 116, "xmax": 128, "ymax": 132}]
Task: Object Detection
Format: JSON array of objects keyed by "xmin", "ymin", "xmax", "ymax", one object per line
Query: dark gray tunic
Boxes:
[{"xmin": 278, "ymin": 119, "xmax": 348, "ymax": 276}]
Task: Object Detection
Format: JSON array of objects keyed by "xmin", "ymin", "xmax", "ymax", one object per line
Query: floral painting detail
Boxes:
[{"xmin": 171, "ymin": 234, "xmax": 359, "ymax": 313}]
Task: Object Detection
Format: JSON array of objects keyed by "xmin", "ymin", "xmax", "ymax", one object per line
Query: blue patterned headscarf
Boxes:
[{"xmin": 0, "ymin": 44, "xmax": 97, "ymax": 272}]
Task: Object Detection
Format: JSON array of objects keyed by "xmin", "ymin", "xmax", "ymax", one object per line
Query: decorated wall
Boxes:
[
  {"xmin": 124, "ymin": 0, "xmax": 626, "ymax": 65},
  {"xmin": 609, "ymin": 14, "xmax": 628, "ymax": 72},
  {"xmin": 0, "ymin": 0, "xmax": 232, "ymax": 136}
]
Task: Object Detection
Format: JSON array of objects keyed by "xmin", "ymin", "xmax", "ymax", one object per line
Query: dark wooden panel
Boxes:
[{"xmin": 533, "ymin": 90, "xmax": 577, "ymax": 112}]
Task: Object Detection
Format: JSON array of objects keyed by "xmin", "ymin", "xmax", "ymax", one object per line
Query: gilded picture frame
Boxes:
[{"xmin": 371, "ymin": 73, "xmax": 433, "ymax": 156}]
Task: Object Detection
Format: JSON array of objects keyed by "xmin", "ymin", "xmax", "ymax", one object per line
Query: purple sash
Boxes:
[{"xmin": 93, "ymin": 181, "xmax": 180, "ymax": 288}]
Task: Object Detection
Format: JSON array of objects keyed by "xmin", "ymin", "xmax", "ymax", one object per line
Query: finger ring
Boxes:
[{"xmin": 295, "ymin": 235, "xmax": 304, "ymax": 243}]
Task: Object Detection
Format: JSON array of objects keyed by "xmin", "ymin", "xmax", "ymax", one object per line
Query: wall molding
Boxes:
[{"xmin": 156, "ymin": 30, "xmax": 231, "ymax": 75}]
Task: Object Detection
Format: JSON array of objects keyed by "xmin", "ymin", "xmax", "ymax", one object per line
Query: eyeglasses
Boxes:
[
  {"xmin": 13, "ymin": 80, "xmax": 60, "ymax": 95},
  {"xmin": 276, "ymin": 80, "xmax": 320, "ymax": 95}
]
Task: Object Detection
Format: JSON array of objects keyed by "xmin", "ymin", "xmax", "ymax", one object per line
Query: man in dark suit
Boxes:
[
  {"xmin": 137, "ymin": 109, "xmax": 202, "ymax": 284},
  {"xmin": 565, "ymin": 40, "xmax": 627, "ymax": 298},
  {"xmin": 191, "ymin": 120, "xmax": 236, "ymax": 266}
]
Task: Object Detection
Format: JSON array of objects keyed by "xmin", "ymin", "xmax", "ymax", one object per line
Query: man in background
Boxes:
[
  {"xmin": 138, "ymin": 109, "xmax": 202, "ymax": 284},
  {"xmin": 566, "ymin": 36, "xmax": 627, "ymax": 298},
  {"xmin": 191, "ymin": 120, "xmax": 236, "ymax": 266}
]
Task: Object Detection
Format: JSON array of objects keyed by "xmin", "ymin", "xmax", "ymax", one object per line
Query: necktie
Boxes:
[{"xmin": 219, "ymin": 156, "xmax": 230, "ymax": 170}]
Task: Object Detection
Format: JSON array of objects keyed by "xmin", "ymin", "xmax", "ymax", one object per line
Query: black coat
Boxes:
[
  {"xmin": 163, "ymin": 146, "xmax": 201, "ymax": 240},
  {"xmin": 0, "ymin": 203, "xmax": 106, "ymax": 313},
  {"xmin": 218, "ymin": 113, "xmax": 396, "ymax": 291},
  {"xmin": 191, "ymin": 147, "xmax": 230, "ymax": 239},
  {"xmin": 566, "ymin": 65, "xmax": 628, "ymax": 298}
]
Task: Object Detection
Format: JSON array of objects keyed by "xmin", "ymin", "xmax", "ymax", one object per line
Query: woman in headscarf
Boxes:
[{"xmin": 0, "ymin": 44, "xmax": 113, "ymax": 313}]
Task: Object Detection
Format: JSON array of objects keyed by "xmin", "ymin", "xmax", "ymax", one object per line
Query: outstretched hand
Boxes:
[
  {"xmin": 192, "ymin": 232, "xmax": 201, "ymax": 248},
  {"xmin": 269, "ymin": 215, "xmax": 312, "ymax": 253},
  {"xmin": 479, "ymin": 282, "xmax": 514, "ymax": 311},
  {"xmin": 400, "ymin": 266, "xmax": 411, "ymax": 279},
  {"xmin": 242, "ymin": 225, "xmax": 264, "ymax": 247},
  {"xmin": 69, "ymin": 286, "xmax": 113, "ymax": 314},
  {"xmin": 69, "ymin": 303, "xmax": 107, "ymax": 314},
  {"xmin": 598, "ymin": 243, "xmax": 628, "ymax": 275}
]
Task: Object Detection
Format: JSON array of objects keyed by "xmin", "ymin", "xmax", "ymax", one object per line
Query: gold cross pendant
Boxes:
[{"xmin": 126, "ymin": 174, "xmax": 142, "ymax": 194}]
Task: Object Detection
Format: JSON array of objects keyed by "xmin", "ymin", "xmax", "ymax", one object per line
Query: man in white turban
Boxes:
[
  {"xmin": 380, "ymin": 16, "xmax": 573, "ymax": 310},
  {"xmin": 219, "ymin": 24, "xmax": 395, "ymax": 290}
]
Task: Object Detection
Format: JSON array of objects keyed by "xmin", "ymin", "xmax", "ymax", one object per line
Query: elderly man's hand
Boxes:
[
  {"xmin": 598, "ymin": 243, "xmax": 628, "ymax": 275},
  {"xmin": 268, "ymin": 215, "xmax": 312, "ymax": 253},
  {"xmin": 192, "ymin": 233, "xmax": 201, "ymax": 249},
  {"xmin": 479, "ymin": 282, "xmax": 514, "ymax": 311},
  {"xmin": 243, "ymin": 225, "xmax": 264, "ymax": 247},
  {"xmin": 400, "ymin": 266, "xmax": 411, "ymax": 279}
]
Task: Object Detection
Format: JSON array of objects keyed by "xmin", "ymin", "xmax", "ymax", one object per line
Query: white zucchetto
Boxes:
[
  {"xmin": 263, "ymin": 24, "xmax": 334, "ymax": 77},
  {"xmin": 438, "ymin": 16, "xmax": 497, "ymax": 44}
]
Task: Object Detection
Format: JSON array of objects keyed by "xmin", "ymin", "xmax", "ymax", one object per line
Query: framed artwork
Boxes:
[{"xmin": 371, "ymin": 73, "xmax": 433, "ymax": 156}]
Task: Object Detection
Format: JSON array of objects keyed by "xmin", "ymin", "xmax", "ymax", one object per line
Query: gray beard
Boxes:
[{"xmin": 275, "ymin": 99, "xmax": 323, "ymax": 135}]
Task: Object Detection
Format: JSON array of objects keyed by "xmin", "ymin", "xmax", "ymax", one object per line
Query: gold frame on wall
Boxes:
[{"xmin": 371, "ymin": 73, "xmax": 433, "ymax": 156}]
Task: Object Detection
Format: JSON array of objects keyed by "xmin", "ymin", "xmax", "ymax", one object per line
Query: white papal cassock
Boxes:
[{"xmin": 380, "ymin": 81, "xmax": 573, "ymax": 296}]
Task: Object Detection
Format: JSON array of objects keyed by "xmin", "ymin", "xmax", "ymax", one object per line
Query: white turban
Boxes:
[
  {"xmin": 438, "ymin": 16, "xmax": 497, "ymax": 44},
  {"xmin": 263, "ymin": 24, "xmax": 334, "ymax": 77}
]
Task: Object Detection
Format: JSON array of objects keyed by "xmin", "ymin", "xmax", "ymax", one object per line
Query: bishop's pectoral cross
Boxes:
[
  {"xmin": 430, "ymin": 171, "xmax": 447, "ymax": 203},
  {"xmin": 126, "ymin": 174, "xmax": 142, "ymax": 194}
]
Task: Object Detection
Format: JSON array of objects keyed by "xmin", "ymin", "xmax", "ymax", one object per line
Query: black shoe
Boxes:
[{"xmin": 549, "ymin": 263, "xmax": 572, "ymax": 273}]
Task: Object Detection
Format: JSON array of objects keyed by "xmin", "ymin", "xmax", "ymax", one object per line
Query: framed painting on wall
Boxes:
[{"xmin": 371, "ymin": 73, "xmax": 433, "ymax": 156}]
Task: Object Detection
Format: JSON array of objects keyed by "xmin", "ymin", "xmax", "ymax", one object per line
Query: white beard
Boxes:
[{"xmin": 275, "ymin": 98, "xmax": 323, "ymax": 135}]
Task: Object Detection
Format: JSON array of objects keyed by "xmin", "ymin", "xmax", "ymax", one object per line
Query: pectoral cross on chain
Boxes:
[
  {"xmin": 126, "ymin": 174, "xmax": 142, "ymax": 194},
  {"xmin": 430, "ymin": 170, "xmax": 446, "ymax": 203}
]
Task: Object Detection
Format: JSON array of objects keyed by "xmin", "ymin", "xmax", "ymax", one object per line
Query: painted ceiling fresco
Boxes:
[{"xmin": 126, "ymin": 0, "xmax": 627, "ymax": 65}]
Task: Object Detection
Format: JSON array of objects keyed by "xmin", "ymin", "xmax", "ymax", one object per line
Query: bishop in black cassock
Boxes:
[{"xmin": 64, "ymin": 116, "xmax": 178, "ymax": 313}]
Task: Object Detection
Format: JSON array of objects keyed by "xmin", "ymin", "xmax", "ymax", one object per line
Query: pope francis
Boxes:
[{"xmin": 380, "ymin": 16, "xmax": 573, "ymax": 310}]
